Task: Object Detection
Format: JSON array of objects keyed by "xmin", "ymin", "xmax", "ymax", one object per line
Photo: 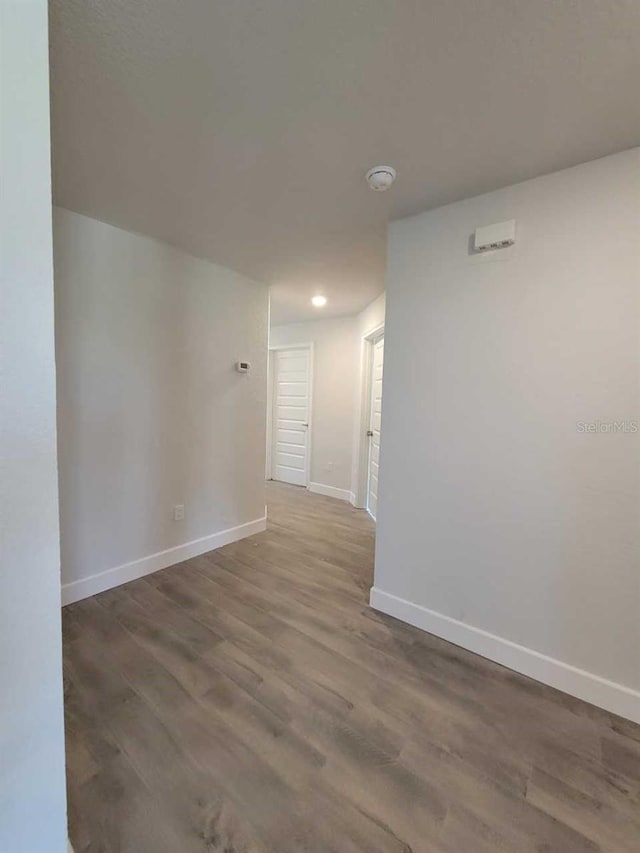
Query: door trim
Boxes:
[
  {"xmin": 266, "ymin": 342, "xmax": 314, "ymax": 488},
  {"xmin": 354, "ymin": 324, "xmax": 384, "ymax": 510}
]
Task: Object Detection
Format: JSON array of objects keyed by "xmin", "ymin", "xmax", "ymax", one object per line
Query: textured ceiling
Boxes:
[{"xmin": 50, "ymin": 1, "xmax": 640, "ymax": 324}]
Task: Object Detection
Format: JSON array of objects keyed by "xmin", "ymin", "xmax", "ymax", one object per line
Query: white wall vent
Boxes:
[{"xmin": 474, "ymin": 219, "xmax": 516, "ymax": 252}]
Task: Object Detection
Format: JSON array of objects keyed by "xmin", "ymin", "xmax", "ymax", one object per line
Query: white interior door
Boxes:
[
  {"xmin": 271, "ymin": 347, "xmax": 310, "ymax": 486},
  {"xmin": 367, "ymin": 335, "xmax": 384, "ymax": 519}
]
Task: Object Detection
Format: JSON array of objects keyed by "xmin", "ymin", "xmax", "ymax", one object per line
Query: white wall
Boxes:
[
  {"xmin": 0, "ymin": 2, "xmax": 68, "ymax": 850},
  {"xmin": 374, "ymin": 149, "xmax": 640, "ymax": 722},
  {"xmin": 54, "ymin": 209, "xmax": 268, "ymax": 603},
  {"xmin": 270, "ymin": 316, "xmax": 358, "ymax": 498},
  {"xmin": 355, "ymin": 293, "xmax": 386, "ymax": 341}
]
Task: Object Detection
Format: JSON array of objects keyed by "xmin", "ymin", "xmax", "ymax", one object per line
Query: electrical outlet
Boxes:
[
  {"xmin": 325, "ymin": 461, "xmax": 334, "ymax": 472},
  {"xmin": 173, "ymin": 504, "xmax": 185, "ymax": 521}
]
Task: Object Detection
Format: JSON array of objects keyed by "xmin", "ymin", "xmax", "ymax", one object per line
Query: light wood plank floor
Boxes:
[{"xmin": 64, "ymin": 482, "xmax": 640, "ymax": 852}]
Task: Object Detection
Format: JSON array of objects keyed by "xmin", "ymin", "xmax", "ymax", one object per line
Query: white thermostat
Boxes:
[
  {"xmin": 236, "ymin": 360, "xmax": 251, "ymax": 373},
  {"xmin": 474, "ymin": 219, "xmax": 516, "ymax": 252}
]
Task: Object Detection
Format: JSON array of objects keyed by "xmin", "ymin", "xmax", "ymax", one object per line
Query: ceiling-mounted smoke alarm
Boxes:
[{"xmin": 365, "ymin": 165, "xmax": 396, "ymax": 191}]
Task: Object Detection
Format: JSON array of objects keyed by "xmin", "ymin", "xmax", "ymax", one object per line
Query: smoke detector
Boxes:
[{"xmin": 365, "ymin": 165, "xmax": 396, "ymax": 191}]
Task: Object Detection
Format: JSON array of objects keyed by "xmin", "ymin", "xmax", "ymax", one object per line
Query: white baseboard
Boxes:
[
  {"xmin": 309, "ymin": 482, "xmax": 351, "ymax": 502},
  {"xmin": 61, "ymin": 516, "xmax": 267, "ymax": 606},
  {"xmin": 350, "ymin": 492, "xmax": 366, "ymax": 509},
  {"xmin": 370, "ymin": 587, "xmax": 640, "ymax": 725}
]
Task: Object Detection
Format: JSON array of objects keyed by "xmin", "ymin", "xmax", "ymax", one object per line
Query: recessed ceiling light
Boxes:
[{"xmin": 312, "ymin": 295, "xmax": 327, "ymax": 307}]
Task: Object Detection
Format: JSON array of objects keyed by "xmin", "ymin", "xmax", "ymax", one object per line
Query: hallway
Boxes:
[{"xmin": 64, "ymin": 483, "xmax": 640, "ymax": 852}]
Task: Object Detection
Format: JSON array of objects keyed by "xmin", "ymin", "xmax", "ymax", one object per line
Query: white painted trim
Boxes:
[
  {"xmin": 309, "ymin": 482, "xmax": 351, "ymax": 502},
  {"xmin": 306, "ymin": 344, "xmax": 315, "ymax": 489},
  {"xmin": 268, "ymin": 342, "xmax": 316, "ymax": 351},
  {"xmin": 354, "ymin": 335, "xmax": 373, "ymax": 509},
  {"xmin": 363, "ymin": 322, "xmax": 385, "ymax": 341},
  {"xmin": 68, "ymin": 842, "xmax": 74, "ymax": 853},
  {"xmin": 267, "ymin": 342, "xmax": 314, "ymax": 488},
  {"xmin": 354, "ymin": 324, "xmax": 385, "ymax": 509},
  {"xmin": 265, "ymin": 349, "xmax": 273, "ymax": 480},
  {"xmin": 349, "ymin": 491, "xmax": 357, "ymax": 506},
  {"xmin": 61, "ymin": 516, "xmax": 267, "ymax": 606},
  {"xmin": 369, "ymin": 587, "xmax": 640, "ymax": 725}
]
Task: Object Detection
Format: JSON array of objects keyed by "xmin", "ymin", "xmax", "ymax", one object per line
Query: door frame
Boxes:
[
  {"xmin": 354, "ymin": 324, "xmax": 384, "ymax": 510},
  {"xmin": 266, "ymin": 342, "xmax": 314, "ymax": 488}
]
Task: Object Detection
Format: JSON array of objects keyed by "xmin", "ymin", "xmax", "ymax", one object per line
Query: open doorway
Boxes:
[
  {"xmin": 266, "ymin": 296, "xmax": 385, "ymax": 513},
  {"xmin": 353, "ymin": 323, "xmax": 385, "ymax": 518},
  {"xmin": 364, "ymin": 330, "xmax": 384, "ymax": 520}
]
